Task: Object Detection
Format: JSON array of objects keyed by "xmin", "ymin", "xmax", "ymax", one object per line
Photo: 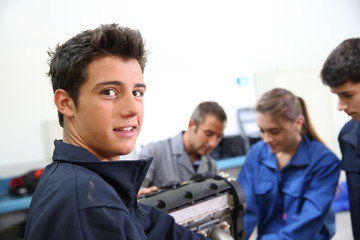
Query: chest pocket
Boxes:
[
  {"xmin": 281, "ymin": 174, "xmax": 308, "ymax": 198},
  {"xmin": 254, "ymin": 178, "xmax": 274, "ymax": 195},
  {"xmin": 253, "ymin": 178, "xmax": 277, "ymax": 209}
]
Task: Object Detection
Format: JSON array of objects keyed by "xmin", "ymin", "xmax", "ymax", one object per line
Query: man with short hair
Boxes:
[
  {"xmin": 24, "ymin": 23, "xmax": 209, "ymax": 240},
  {"xmin": 139, "ymin": 101, "xmax": 227, "ymax": 189},
  {"xmin": 321, "ymin": 38, "xmax": 360, "ymax": 240}
]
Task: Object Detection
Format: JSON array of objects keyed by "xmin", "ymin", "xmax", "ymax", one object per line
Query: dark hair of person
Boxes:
[
  {"xmin": 321, "ymin": 38, "xmax": 360, "ymax": 87},
  {"xmin": 191, "ymin": 101, "xmax": 227, "ymax": 130},
  {"xmin": 256, "ymin": 88, "xmax": 325, "ymax": 145},
  {"xmin": 48, "ymin": 23, "xmax": 148, "ymax": 127}
]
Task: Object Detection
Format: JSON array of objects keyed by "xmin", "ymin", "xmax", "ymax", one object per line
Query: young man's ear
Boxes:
[{"xmin": 54, "ymin": 89, "xmax": 76, "ymax": 117}]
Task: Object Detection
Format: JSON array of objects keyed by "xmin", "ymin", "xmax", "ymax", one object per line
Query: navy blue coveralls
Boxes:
[
  {"xmin": 25, "ymin": 140, "xmax": 209, "ymax": 240},
  {"xmin": 339, "ymin": 119, "xmax": 360, "ymax": 240}
]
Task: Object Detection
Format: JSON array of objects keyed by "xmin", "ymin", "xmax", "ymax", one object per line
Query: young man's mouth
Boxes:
[{"xmin": 114, "ymin": 126, "xmax": 136, "ymax": 132}]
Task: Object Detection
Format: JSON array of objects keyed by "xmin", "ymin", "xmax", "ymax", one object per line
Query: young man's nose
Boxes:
[
  {"xmin": 337, "ymin": 98, "xmax": 348, "ymax": 111},
  {"xmin": 119, "ymin": 92, "xmax": 141, "ymax": 117}
]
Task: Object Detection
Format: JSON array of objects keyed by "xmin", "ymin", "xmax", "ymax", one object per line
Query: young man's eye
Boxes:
[
  {"xmin": 102, "ymin": 89, "xmax": 116, "ymax": 96},
  {"xmin": 133, "ymin": 90, "xmax": 144, "ymax": 97},
  {"xmin": 339, "ymin": 92, "xmax": 354, "ymax": 99}
]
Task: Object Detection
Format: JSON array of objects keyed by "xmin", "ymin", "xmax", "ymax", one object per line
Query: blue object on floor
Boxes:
[{"xmin": 332, "ymin": 181, "xmax": 350, "ymax": 212}]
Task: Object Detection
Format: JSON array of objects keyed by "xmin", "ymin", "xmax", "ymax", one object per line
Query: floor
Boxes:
[
  {"xmin": 248, "ymin": 210, "xmax": 353, "ymax": 239},
  {"xmin": 333, "ymin": 211, "xmax": 353, "ymax": 240}
]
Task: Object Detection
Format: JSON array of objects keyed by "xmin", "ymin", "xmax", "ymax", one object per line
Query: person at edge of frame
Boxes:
[{"xmin": 321, "ymin": 38, "xmax": 360, "ymax": 240}]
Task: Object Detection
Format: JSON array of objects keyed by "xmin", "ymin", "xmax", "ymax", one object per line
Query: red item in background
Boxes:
[{"xmin": 9, "ymin": 169, "xmax": 44, "ymax": 195}]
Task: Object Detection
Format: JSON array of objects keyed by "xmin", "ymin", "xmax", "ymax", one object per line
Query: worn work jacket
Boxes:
[
  {"xmin": 339, "ymin": 119, "xmax": 360, "ymax": 172},
  {"xmin": 237, "ymin": 137, "xmax": 340, "ymax": 240},
  {"xmin": 25, "ymin": 140, "xmax": 209, "ymax": 240}
]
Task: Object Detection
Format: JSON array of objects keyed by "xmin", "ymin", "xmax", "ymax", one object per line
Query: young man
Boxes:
[
  {"xmin": 138, "ymin": 101, "xmax": 227, "ymax": 189},
  {"xmin": 321, "ymin": 38, "xmax": 360, "ymax": 240},
  {"xmin": 24, "ymin": 24, "xmax": 209, "ymax": 240}
]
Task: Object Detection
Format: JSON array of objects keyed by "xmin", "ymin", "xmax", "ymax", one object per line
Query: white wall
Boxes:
[{"xmin": 0, "ymin": 0, "xmax": 359, "ymax": 176}]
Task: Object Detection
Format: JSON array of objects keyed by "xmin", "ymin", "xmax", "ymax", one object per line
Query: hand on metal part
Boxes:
[{"xmin": 138, "ymin": 186, "xmax": 158, "ymax": 197}]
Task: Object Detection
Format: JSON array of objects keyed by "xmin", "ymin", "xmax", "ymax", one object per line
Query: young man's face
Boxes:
[
  {"xmin": 63, "ymin": 56, "xmax": 145, "ymax": 161},
  {"xmin": 331, "ymin": 81, "xmax": 360, "ymax": 121},
  {"xmin": 188, "ymin": 114, "xmax": 225, "ymax": 156}
]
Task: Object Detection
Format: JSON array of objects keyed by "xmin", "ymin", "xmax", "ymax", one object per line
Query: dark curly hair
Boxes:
[
  {"xmin": 48, "ymin": 24, "xmax": 148, "ymax": 127},
  {"xmin": 321, "ymin": 38, "xmax": 360, "ymax": 87}
]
